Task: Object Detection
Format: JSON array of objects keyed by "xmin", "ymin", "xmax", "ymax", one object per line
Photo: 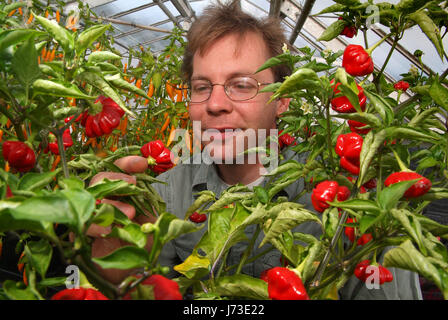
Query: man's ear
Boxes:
[{"xmin": 276, "ymin": 97, "xmax": 290, "ymax": 117}]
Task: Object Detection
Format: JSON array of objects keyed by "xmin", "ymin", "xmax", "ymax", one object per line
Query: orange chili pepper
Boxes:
[
  {"xmin": 166, "ymin": 125, "xmax": 176, "ymax": 147},
  {"xmin": 18, "ymin": 7, "xmax": 23, "ymax": 16},
  {"xmin": 51, "ymin": 155, "xmax": 61, "ymax": 171},
  {"xmin": 41, "ymin": 47, "xmax": 47, "ymax": 59},
  {"xmin": 166, "ymin": 81, "xmax": 175, "ymax": 100},
  {"xmin": 0, "ymin": 130, "xmax": 3, "ymax": 142},
  {"xmin": 176, "ymin": 89, "xmax": 183, "ymax": 103},
  {"xmin": 6, "ymin": 119, "xmax": 11, "ymax": 129},
  {"xmin": 7, "ymin": 9, "xmax": 16, "ymax": 17},
  {"xmin": 45, "ymin": 10, "xmax": 49, "ymax": 18},
  {"xmin": 26, "ymin": 13, "xmax": 33, "ymax": 24},
  {"xmin": 38, "ymin": 56, "xmax": 41, "ymax": 64},
  {"xmin": 161, "ymin": 116, "xmax": 170, "ymax": 132},
  {"xmin": 5, "ymin": 162, "xmax": 10, "ymax": 172},
  {"xmin": 23, "ymin": 268, "xmax": 28, "ymax": 286},
  {"xmin": 120, "ymin": 117, "xmax": 128, "ymax": 136},
  {"xmin": 17, "ymin": 252, "xmax": 25, "ymax": 272},
  {"xmin": 49, "ymin": 48, "xmax": 56, "ymax": 61},
  {"xmin": 56, "ymin": 10, "xmax": 60, "ymax": 23},
  {"xmin": 45, "ymin": 49, "xmax": 52, "ymax": 62}
]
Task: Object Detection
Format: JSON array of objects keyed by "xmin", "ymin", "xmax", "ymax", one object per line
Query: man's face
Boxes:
[{"xmin": 189, "ymin": 32, "xmax": 289, "ymax": 164}]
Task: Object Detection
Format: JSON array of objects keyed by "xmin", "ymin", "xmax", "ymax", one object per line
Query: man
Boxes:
[{"xmin": 89, "ymin": 0, "xmax": 422, "ymax": 299}]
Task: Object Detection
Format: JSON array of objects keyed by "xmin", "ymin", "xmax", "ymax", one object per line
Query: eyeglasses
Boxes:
[{"xmin": 188, "ymin": 76, "xmax": 272, "ymax": 103}]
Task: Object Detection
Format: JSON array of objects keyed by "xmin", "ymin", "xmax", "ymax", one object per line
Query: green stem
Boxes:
[
  {"xmin": 325, "ymin": 102, "xmax": 336, "ymax": 176},
  {"xmin": 55, "ymin": 128, "xmax": 70, "ymax": 178},
  {"xmin": 373, "ymin": 35, "xmax": 399, "ymax": 94},
  {"xmin": 235, "ymin": 225, "xmax": 261, "ymax": 275}
]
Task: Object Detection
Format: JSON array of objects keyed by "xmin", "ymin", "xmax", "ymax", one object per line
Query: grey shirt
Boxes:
[{"xmin": 150, "ymin": 151, "xmax": 422, "ymax": 300}]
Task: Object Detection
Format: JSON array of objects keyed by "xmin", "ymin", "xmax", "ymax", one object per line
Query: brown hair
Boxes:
[{"xmin": 181, "ymin": 0, "xmax": 292, "ymax": 82}]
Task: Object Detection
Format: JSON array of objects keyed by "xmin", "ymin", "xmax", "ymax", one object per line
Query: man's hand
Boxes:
[{"xmin": 87, "ymin": 155, "xmax": 157, "ymax": 284}]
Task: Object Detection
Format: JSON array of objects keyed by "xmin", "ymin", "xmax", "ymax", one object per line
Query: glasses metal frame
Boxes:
[{"xmin": 187, "ymin": 76, "xmax": 272, "ymax": 103}]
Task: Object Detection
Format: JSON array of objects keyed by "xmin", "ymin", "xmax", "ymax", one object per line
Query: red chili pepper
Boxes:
[
  {"xmin": 347, "ymin": 119, "xmax": 371, "ymax": 135},
  {"xmin": 342, "ymin": 44, "xmax": 374, "ymax": 77},
  {"xmin": 261, "ymin": 267, "xmax": 309, "ymax": 300},
  {"xmin": 338, "ymin": 17, "xmax": 357, "ymax": 38},
  {"xmin": 2, "ymin": 141, "xmax": 36, "ymax": 172},
  {"xmin": 278, "ymin": 130, "xmax": 297, "ymax": 149},
  {"xmin": 189, "ymin": 211, "xmax": 207, "ymax": 223},
  {"xmin": 51, "ymin": 288, "xmax": 109, "ymax": 300},
  {"xmin": 81, "ymin": 96, "xmax": 125, "ymax": 138},
  {"xmin": 354, "ymin": 259, "xmax": 393, "ymax": 285},
  {"xmin": 331, "ymin": 81, "xmax": 366, "ymax": 113},
  {"xmin": 362, "ymin": 178, "xmax": 377, "ymax": 190},
  {"xmin": 344, "ymin": 217, "xmax": 373, "ymax": 245},
  {"xmin": 140, "ymin": 140, "xmax": 174, "ymax": 174},
  {"xmin": 123, "ymin": 274, "xmax": 182, "ymax": 300},
  {"xmin": 45, "ymin": 129, "xmax": 73, "ymax": 155},
  {"xmin": 384, "ymin": 171, "xmax": 432, "ymax": 198},
  {"xmin": 335, "ymin": 133, "xmax": 363, "ymax": 175},
  {"xmin": 311, "ymin": 180, "xmax": 350, "ymax": 213},
  {"xmin": 393, "ymin": 80, "xmax": 409, "ymax": 91}
]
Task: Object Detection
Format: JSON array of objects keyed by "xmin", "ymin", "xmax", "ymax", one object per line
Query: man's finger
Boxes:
[
  {"xmin": 89, "ymin": 172, "xmax": 137, "ymax": 187},
  {"xmin": 114, "ymin": 155, "xmax": 148, "ymax": 174}
]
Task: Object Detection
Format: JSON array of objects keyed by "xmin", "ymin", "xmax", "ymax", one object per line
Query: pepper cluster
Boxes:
[
  {"xmin": 140, "ymin": 140, "xmax": 174, "ymax": 174},
  {"xmin": 2, "ymin": 141, "xmax": 36, "ymax": 172}
]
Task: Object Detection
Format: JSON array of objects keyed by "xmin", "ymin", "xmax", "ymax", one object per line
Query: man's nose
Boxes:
[{"xmin": 205, "ymin": 84, "xmax": 233, "ymax": 114}]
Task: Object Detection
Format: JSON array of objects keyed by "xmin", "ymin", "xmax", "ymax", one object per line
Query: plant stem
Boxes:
[
  {"xmin": 373, "ymin": 35, "xmax": 399, "ymax": 93},
  {"xmin": 235, "ymin": 225, "xmax": 261, "ymax": 275},
  {"xmin": 325, "ymin": 103, "xmax": 336, "ymax": 176},
  {"xmin": 311, "ymin": 210, "xmax": 349, "ymax": 287},
  {"xmin": 55, "ymin": 128, "xmax": 70, "ymax": 178}
]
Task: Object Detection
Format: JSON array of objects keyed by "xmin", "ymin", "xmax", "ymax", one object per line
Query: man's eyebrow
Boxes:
[{"xmin": 191, "ymin": 71, "xmax": 256, "ymax": 81}]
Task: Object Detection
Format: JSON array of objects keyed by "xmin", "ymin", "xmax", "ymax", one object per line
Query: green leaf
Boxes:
[
  {"xmin": 32, "ymin": 79, "xmax": 96, "ymax": 99},
  {"xmin": 92, "ymin": 246, "xmax": 150, "ymax": 270},
  {"xmin": 61, "ymin": 189, "xmax": 95, "ymax": 231},
  {"xmin": 329, "ymin": 199, "xmax": 381, "ymax": 213},
  {"xmin": 333, "ymin": 112, "xmax": 382, "ymax": 129},
  {"xmin": 160, "ymin": 215, "xmax": 204, "ymax": 245},
  {"xmin": 10, "ymin": 194, "xmax": 74, "ymax": 224},
  {"xmin": 105, "ymin": 74, "xmax": 152, "ymax": 100},
  {"xmin": 383, "ymin": 240, "xmax": 448, "ymax": 299},
  {"xmin": 173, "ymin": 251, "xmax": 210, "ymax": 280},
  {"xmin": 0, "ymin": 207, "xmax": 48, "ymax": 233},
  {"xmin": 429, "ymin": 77, "xmax": 448, "ymax": 112},
  {"xmin": 17, "ymin": 170, "xmax": 60, "ymax": 192},
  {"xmin": 87, "ymin": 178, "xmax": 143, "ymax": 199},
  {"xmin": 2, "ymin": 280, "xmax": 38, "ymax": 300},
  {"xmin": 378, "ymin": 179, "xmax": 420, "ymax": 210},
  {"xmin": 213, "ymin": 274, "xmax": 268, "ymax": 300},
  {"xmin": 76, "ymin": 24, "xmax": 110, "ymax": 56},
  {"xmin": 108, "ymin": 223, "xmax": 147, "ymax": 248},
  {"xmin": 11, "ymin": 36, "xmax": 40, "ymax": 91},
  {"xmin": 268, "ymin": 68, "xmax": 321, "ymax": 102},
  {"xmin": 58, "ymin": 177, "xmax": 85, "ymax": 190},
  {"xmin": 260, "ymin": 207, "xmax": 321, "ymax": 248},
  {"xmin": 34, "ymin": 14, "xmax": 74, "ymax": 54},
  {"xmin": 390, "ymin": 208, "xmax": 426, "ymax": 255},
  {"xmin": 91, "ymin": 203, "xmax": 115, "ymax": 227},
  {"xmin": 87, "ymin": 50, "xmax": 121, "ymax": 63},
  {"xmin": 77, "ymin": 71, "xmax": 135, "ymax": 117},
  {"xmin": 408, "ymin": 11, "xmax": 445, "ymax": 60},
  {"xmin": 25, "ymin": 239, "xmax": 52, "ymax": 279},
  {"xmin": 196, "ymin": 204, "xmax": 250, "ymax": 265},
  {"xmin": 358, "ymin": 130, "xmax": 386, "ymax": 185},
  {"xmin": 317, "ymin": 19, "xmax": 346, "ymax": 42},
  {"xmin": 363, "ymin": 90, "xmax": 394, "ymax": 125},
  {"xmin": 0, "ymin": 29, "xmax": 44, "ymax": 52}
]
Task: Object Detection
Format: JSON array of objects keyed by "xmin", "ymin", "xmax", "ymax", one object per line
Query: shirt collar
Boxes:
[{"xmin": 191, "ymin": 148, "xmax": 300, "ymax": 200}]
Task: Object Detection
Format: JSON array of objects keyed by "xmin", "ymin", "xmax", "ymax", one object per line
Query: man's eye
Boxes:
[
  {"xmin": 231, "ymin": 81, "xmax": 255, "ymax": 91},
  {"xmin": 192, "ymin": 83, "xmax": 211, "ymax": 93}
]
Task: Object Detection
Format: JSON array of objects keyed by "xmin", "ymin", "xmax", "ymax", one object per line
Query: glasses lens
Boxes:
[
  {"xmin": 226, "ymin": 77, "xmax": 258, "ymax": 101},
  {"xmin": 190, "ymin": 79, "xmax": 212, "ymax": 103}
]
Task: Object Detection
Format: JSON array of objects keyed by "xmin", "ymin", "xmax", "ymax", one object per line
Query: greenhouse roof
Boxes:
[{"xmin": 61, "ymin": 0, "xmax": 448, "ymax": 86}]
